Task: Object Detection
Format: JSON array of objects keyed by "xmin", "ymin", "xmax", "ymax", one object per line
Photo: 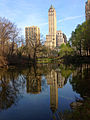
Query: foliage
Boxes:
[
  {"xmin": 69, "ymin": 20, "xmax": 90, "ymax": 56},
  {"xmin": 59, "ymin": 43, "xmax": 74, "ymax": 57}
]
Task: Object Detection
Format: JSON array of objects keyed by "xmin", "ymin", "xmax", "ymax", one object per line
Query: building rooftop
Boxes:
[
  {"xmin": 25, "ymin": 26, "xmax": 39, "ymax": 28},
  {"xmin": 49, "ymin": 4, "xmax": 55, "ymax": 11},
  {"xmin": 57, "ymin": 30, "xmax": 62, "ymax": 33},
  {"xmin": 50, "ymin": 4, "xmax": 54, "ymax": 9}
]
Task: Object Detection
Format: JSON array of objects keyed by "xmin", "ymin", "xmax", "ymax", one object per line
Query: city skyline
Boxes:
[{"xmin": 0, "ymin": 0, "xmax": 86, "ymax": 40}]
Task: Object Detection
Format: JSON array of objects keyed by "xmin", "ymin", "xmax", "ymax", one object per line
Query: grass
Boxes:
[{"xmin": 37, "ymin": 58, "xmax": 53, "ymax": 63}]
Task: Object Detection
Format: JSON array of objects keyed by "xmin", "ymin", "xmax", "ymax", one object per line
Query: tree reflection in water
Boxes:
[
  {"xmin": 57, "ymin": 64, "xmax": 90, "ymax": 120},
  {"xmin": 0, "ymin": 64, "xmax": 73, "ymax": 113},
  {"xmin": 0, "ymin": 64, "xmax": 89, "ymax": 120},
  {"xmin": 0, "ymin": 69, "xmax": 25, "ymax": 111},
  {"xmin": 70, "ymin": 64, "xmax": 90, "ymax": 98},
  {"xmin": 26, "ymin": 66, "xmax": 41, "ymax": 94}
]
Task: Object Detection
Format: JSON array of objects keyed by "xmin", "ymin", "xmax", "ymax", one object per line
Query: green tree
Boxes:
[
  {"xmin": 59, "ymin": 44, "xmax": 74, "ymax": 57},
  {"xmin": 82, "ymin": 20, "xmax": 90, "ymax": 56},
  {"xmin": 69, "ymin": 20, "xmax": 90, "ymax": 56}
]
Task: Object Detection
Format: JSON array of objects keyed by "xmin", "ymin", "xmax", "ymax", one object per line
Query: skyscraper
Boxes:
[
  {"xmin": 45, "ymin": 5, "xmax": 67, "ymax": 49},
  {"xmin": 45, "ymin": 5, "xmax": 57, "ymax": 49},
  {"xmin": 85, "ymin": 0, "xmax": 90, "ymax": 21},
  {"xmin": 25, "ymin": 26, "xmax": 40, "ymax": 46}
]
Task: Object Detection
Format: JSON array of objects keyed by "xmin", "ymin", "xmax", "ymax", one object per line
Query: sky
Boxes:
[{"xmin": 0, "ymin": 0, "xmax": 87, "ymax": 40}]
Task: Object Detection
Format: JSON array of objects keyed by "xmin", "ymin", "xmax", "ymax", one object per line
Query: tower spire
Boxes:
[{"xmin": 50, "ymin": 4, "xmax": 54, "ymax": 9}]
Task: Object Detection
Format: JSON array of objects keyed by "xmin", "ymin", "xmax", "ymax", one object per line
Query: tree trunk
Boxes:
[
  {"xmin": 80, "ymin": 49, "xmax": 81, "ymax": 56},
  {"xmin": 33, "ymin": 49, "xmax": 37, "ymax": 64},
  {"xmin": 28, "ymin": 54, "xmax": 31, "ymax": 64},
  {"xmin": 87, "ymin": 49, "xmax": 88, "ymax": 56},
  {"xmin": 80, "ymin": 39, "xmax": 82, "ymax": 56}
]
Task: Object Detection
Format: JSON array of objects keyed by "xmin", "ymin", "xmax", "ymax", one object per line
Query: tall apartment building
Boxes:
[
  {"xmin": 45, "ymin": 5, "xmax": 57, "ymax": 49},
  {"xmin": 25, "ymin": 26, "xmax": 40, "ymax": 46},
  {"xmin": 45, "ymin": 5, "xmax": 67, "ymax": 49},
  {"xmin": 56, "ymin": 31, "xmax": 66, "ymax": 47},
  {"xmin": 85, "ymin": 0, "xmax": 90, "ymax": 21}
]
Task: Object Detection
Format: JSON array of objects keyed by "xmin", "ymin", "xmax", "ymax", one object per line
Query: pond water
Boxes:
[{"xmin": 0, "ymin": 64, "xmax": 90, "ymax": 120}]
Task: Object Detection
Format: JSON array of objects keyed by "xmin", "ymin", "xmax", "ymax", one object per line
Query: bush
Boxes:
[{"xmin": 59, "ymin": 44, "xmax": 74, "ymax": 57}]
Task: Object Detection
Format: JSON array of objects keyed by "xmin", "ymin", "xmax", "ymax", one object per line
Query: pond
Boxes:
[{"xmin": 0, "ymin": 64, "xmax": 90, "ymax": 120}]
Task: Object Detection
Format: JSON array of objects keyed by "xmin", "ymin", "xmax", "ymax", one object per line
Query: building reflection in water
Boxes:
[
  {"xmin": 0, "ymin": 64, "xmax": 90, "ymax": 120},
  {"xmin": 46, "ymin": 69, "xmax": 65, "ymax": 113},
  {"xmin": 26, "ymin": 65, "xmax": 66, "ymax": 113},
  {"xmin": 26, "ymin": 67, "xmax": 41, "ymax": 94}
]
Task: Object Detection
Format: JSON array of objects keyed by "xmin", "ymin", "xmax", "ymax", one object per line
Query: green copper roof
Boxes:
[{"xmin": 50, "ymin": 4, "xmax": 54, "ymax": 9}]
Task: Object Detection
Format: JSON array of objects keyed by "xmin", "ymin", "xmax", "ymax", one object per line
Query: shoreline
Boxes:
[{"xmin": 0, "ymin": 56, "xmax": 90, "ymax": 68}]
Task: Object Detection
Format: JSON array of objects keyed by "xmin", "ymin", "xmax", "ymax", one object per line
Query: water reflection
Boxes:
[
  {"xmin": 0, "ymin": 64, "xmax": 90, "ymax": 120},
  {"xmin": 70, "ymin": 64, "xmax": 90, "ymax": 98},
  {"xmin": 26, "ymin": 67, "xmax": 41, "ymax": 94},
  {"xmin": 46, "ymin": 69, "xmax": 66, "ymax": 113},
  {"xmin": 0, "ymin": 69, "xmax": 25, "ymax": 111}
]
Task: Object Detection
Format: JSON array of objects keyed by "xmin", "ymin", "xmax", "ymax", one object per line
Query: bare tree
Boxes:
[
  {"xmin": 0, "ymin": 17, "xmax": 19, "ymax": 56},
  {"xmin": 26, "ymin": 32, "xmax": 44, "ymax": 64}
]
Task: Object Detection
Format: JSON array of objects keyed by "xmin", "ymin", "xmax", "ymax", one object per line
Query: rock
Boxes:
[{"xmin": 70, "ymin": 102, "xmax": 83, "ymax": 109}]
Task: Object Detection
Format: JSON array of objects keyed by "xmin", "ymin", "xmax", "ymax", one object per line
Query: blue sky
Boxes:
[{"xmin": 0, "ymin": 0, "xmax": 87, "ymax": 40}]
